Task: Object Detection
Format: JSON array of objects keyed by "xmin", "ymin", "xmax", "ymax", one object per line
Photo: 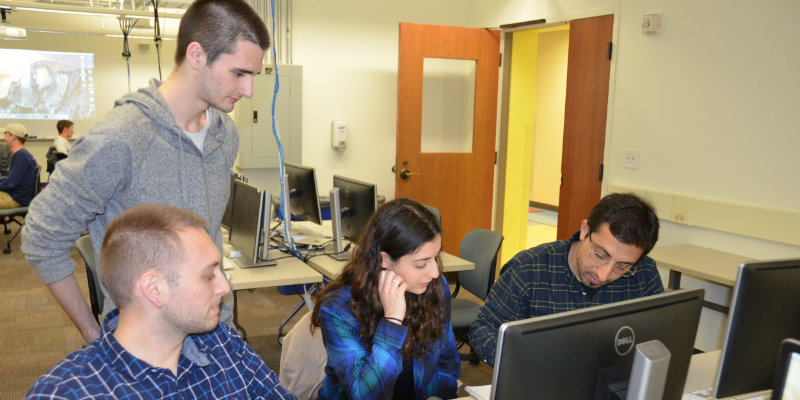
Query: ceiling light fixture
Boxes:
[{"xmin": 10, "ymin": 1, "xmax": 184, "ymax": 20}]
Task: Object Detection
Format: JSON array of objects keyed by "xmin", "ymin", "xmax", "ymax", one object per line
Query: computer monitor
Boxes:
[
  {"xmin": 332, "ymin": 175, "xmax": 377, "ymax": 242},
  {"xmin": 491, "ymin": 289, "xmax": 704, "ymax": 400},
  {"xmin": 713, "ymin": 259, "xmax": 800, "ymax": 398},
  {"xmin": 229, "ymin": 180, "xmax": 268, "ymax": 265},
  {"xmin": 284, "ymin": 162, "xmax": 322, "ymax": 225},
  {"xmin": 221, "ymin": 172, "xmax": 244, "ymax": 232}
]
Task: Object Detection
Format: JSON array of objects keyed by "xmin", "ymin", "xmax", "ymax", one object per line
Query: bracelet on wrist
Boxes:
[{"xmin": 385, "ymin": 317, "xmax": 404, "ymax": 324}]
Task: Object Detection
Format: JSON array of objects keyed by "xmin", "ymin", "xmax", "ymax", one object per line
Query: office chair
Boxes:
[
  {"xmin": 450, "ymin": 228, "xmax": 503, "ymax": 364},
  {"xmin": 423, "ymin": 204, "xmax": 441, "ymax": 225},
  {"xmin": 45, "ymin": 145, "xmax": 68, "ymax": 176},
  {"xmin": 1, "ymin": 165, "xmax": 42, "ymax": 254},
  {"xmin": 75, "ymin": 235, "xmax": 104, "ymax": 324}
]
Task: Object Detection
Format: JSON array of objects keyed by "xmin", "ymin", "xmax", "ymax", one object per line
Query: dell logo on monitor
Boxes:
[{"xmin": 614, "ymin": 326, "xmax": 636, "ymax": 356}]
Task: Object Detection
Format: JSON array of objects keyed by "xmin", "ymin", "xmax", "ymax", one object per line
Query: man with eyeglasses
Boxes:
[{"xmin": 469, "ymin": 192, "xmax": 664, "ymax": 366}]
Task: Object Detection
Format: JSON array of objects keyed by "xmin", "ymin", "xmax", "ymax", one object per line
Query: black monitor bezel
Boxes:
[
  {"xmin": 284, "ymin": 162, "xmax": 323, "ymax": 225},
  {"xmin": 491, "ymin": 289, "xmax": 704, "ymax": 400},
  {"xmin": 332, "ymin": 175, "xmax": 377, "ymax": 242},
  {"xmin": 228, "ymin": 180, "xmax": 266, "ymax": 264},
  {"xmin": 713, "ymin": 259, "xmax": 800, "ymax": 398}
]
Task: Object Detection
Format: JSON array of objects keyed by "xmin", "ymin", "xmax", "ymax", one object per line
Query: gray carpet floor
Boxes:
[{"xmin": 0, "ymin": 221, "xmax": 492, "ymax": 399}]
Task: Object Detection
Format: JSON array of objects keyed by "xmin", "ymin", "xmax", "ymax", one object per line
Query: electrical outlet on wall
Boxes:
[{"xmin": 624, "ymin": 149, "xmax": 640, "ymax": 169}]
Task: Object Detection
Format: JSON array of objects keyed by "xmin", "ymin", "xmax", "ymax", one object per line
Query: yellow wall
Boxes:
[{"xmin": 501, "ymin": 25, "xmax": 569, "ymax": 266}]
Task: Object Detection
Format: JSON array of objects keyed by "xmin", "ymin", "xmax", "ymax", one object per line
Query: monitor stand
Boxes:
[
  {"xmin": 328, "ymin": 187, "xmax": 351, "ymax": 261},
  {"xmin": 255, "ymin": 190, "xmax": 277, "ymax": 267}
]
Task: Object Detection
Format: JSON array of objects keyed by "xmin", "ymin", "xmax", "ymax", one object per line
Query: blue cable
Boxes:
[{"xmin": 269, "ymin": 0, "xmax": 300, "ymax": 258}]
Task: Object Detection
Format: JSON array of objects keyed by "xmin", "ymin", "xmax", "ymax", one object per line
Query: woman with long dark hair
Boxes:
[{"xmin": 310, "ymin": 198, "xmax": 459, "ymax": 400}]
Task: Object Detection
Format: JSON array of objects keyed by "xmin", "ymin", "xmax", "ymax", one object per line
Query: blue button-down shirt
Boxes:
[
  {"xmin": 469, "ymin": 231, "xmax": 664, "ymax": 366},
  {"xmin": 26, "ymin": 310, "xmax": 296, "ymax": 399}
]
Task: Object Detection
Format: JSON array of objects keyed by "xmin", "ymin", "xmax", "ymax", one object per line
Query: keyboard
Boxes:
[{"xmin": 222, "ymin": 257, "xmax": 235, "ymax": 270}]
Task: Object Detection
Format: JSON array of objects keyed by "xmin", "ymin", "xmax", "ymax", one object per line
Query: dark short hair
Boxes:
[
  {"xmin": 98, "ymin": 204, "xmax": 207, "ymax": 309},
  {"xmin": 587, "ymin": 193, "xmax": 660, "ymax": 255},
  {"xmin": 56, "ymin": 120, "xmax": 73, "ymax": 133},
  {"xmin": 174, "ymin": 0, "xmax": 270, "ymax": 65}
]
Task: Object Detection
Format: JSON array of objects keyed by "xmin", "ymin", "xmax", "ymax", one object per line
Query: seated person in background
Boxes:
[
  {"xmin": 46, "ymin": 120, "xmax": 73, "ymax": 174},
  {"xmin": 310, "ymin": 198, "xmax": 460, "ymax": 400},
  {"xmin": 53, "ymin": 120, "xmax": 74, "ymax": 156},
  {"xmin": 26, "ymin": 204, "xmax": 295, "ymax": 399},
  {"xmin": 469, "ymin": 192, "xmax": 664, "ymax": 366},
  {"xmin": 0, "ymin": 123, "xmax": 37, "ymax": 209}
]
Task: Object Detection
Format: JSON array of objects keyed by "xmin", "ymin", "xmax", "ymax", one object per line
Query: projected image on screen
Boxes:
[{"xmin": 0, "ymin": 49, "xmax": 96, "ymax": 120}]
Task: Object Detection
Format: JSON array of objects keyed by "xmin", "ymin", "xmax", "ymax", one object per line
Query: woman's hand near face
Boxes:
[{"xmin": 379, "ymin": 269, "xmax": 407, "ymax": 323}]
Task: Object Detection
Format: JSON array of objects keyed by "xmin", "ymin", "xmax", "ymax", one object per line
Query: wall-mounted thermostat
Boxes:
[{"xmin": 331, "ymin": 120, "xmax": 347, "ymax": 151}]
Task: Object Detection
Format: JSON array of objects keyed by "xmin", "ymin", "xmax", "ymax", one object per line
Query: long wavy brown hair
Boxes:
[{"xmin": 311, "ymin": 198, "xmax": 445, "ymax": 358}]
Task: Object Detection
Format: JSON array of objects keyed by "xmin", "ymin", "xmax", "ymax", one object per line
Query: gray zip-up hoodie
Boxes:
[{"xmin": 22, "ymin": 79, "xmax": 238, "ymax": 321}]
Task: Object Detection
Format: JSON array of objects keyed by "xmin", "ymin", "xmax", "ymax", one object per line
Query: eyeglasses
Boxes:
[{"xmin": 585, "ymin": 233, "xmax": 638, "ymax": 278}]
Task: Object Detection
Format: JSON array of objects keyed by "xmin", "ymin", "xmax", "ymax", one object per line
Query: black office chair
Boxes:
[
  {"xmin": 75, "ymin": 235, "xmax": 104, "ymax": 324},
  {"xmin": 423, "ymin": 204, "xmax": 441, "ymax": 225},
  {"xmin": 45, "ymin": 145, "xmax": 68, "ymax": 176},
  {"xmin": 450, "ymin": 228, "xmax": 503, "ymax": 364},
  {"xmin": 1, "ymin": 165, "xmax": 42, "ymax": 254}
]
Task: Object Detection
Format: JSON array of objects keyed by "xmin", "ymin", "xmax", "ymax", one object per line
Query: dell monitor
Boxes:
[
  {"xmin": 284, "ymin": 162, "xmax": 323, "ymax": 225},
  {"xmin": 713, "ymin": 259, "xmax": 800, "ymax": 398},
  {"xmin": 491, "ymin": 289, "xmax": 705, "ymax": 400},
  {"xmin": 221, "ymin": 172, "xmax": 244, "ymax": 233},
  {"xmin": 229, "ymin": 180, "xmax": 268, "ymax": 265},
  {"xmin": 333, "ymin": 175, "xmax": 377, "ymax": 242}
]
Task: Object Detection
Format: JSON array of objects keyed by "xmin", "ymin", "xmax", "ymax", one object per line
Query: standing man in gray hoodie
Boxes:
[{"xmin": 22, "ymin": 0, "xmax": 270, "ymax": 343}]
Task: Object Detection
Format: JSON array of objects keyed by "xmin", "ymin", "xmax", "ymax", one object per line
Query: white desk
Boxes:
[
  {"xmin": 648, "ymin": 245, "xmax": 754, "ymax": 314},
  {"xmin": 223, "ymin": 243, "xmax": 323, "ymax": 340},
  {"xmin": 227, "ymin": 250, "xmax": 323, "ymax": 291},
  {"xmin": 305, "ymin": 250, "xmax": 474, "ymax": 280}
]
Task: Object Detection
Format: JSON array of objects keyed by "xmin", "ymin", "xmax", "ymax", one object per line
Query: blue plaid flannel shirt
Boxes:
[
  {"xmin": 317, "ymin": 279, "xmax": 460, "ymax": 400},
  {"xmin": 26, "ymin": 310, "xmax": 295, "ymax": 399}
]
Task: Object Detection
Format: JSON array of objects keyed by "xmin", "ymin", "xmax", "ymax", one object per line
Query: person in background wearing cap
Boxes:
[{"xmin": 0, "ymin": 123, "xmax": 38, "ymax": 209}]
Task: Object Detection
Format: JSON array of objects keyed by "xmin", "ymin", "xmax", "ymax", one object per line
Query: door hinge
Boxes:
[
  {"xmin": 499, "ymin": 54, "xmax": 502, "ymax": 67},
  {"xmin": 598, "ymin": 163, "xmax": 604, "ymax": 181},
  {"xmin": 607, "ymin": 42, "xmax": 613, "ymax": 60},
  {"xmin": 495, "ymin": 151, "xmax": 498, "ymax": 165}
]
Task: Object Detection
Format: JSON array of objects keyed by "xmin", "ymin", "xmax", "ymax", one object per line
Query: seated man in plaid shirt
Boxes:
[
  {"xmin": 26, "ymin": 205, "xmax": 295, "ymax": 399},
  {"xmin": 469, "ymin": 193, "xmax": 664, "ymax": 366}
]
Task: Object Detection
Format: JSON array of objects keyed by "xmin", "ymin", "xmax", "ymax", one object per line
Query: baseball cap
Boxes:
[{"xmin": 3, "ymin": 123, "xmax": 29, "ymax": 139}]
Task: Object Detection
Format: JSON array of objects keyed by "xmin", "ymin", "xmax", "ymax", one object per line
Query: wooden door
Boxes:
[
  {"xmin": 556, "ymin": 15, "xmax": 614, "ymax": 239},
  {"xmin": 396, "ymin": 23, "xmax": 500, "ymax": 254}
]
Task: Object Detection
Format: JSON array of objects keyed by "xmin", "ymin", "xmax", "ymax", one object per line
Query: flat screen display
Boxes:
[
  {"xmin": 333, "ymin": 175, "xmax": 377, "ymax": 242},
  {"xmin": 492, "ymin": 289, "xmax": 704, "ymax": 400},
  {"xmin": 229, "ymin": 180, "xmax": 265, "ymax": 264},
  {"xmin": 0, "ymin": 48, "xmax": 96, "ymax": 120}
]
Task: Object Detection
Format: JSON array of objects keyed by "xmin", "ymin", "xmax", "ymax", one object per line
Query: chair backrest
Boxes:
[
  {"xmin": 458, "ymin": 229, "xmax": 504, "ymax": 301},
  {"xmin": 33, "ymin": 165, "xmax": 42, "ymax": 196},
  {"xmin": 424, "ymin": 204, "xmax": 441, "ymax": 225},
  {"xmin": 279, "ymin": 312, "xmax": 326, "ymax": 400},
  {"xmin": 0, "ymin": 144, "xmax": 10, "ymax": 176},
  {"xmin": 75, "ymin": 235, "xmax": 104, "ymax": 323}
]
